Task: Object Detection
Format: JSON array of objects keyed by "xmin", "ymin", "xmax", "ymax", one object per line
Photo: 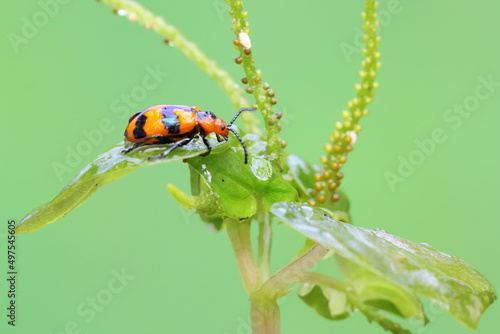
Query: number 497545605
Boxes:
[{"xmin": 7, "ymin": 220, "xmax": 16, "ymax": 271}]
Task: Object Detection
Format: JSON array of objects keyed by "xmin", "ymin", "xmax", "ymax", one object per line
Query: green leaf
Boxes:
[
  {"xmin": 296, "ymin": 273, "xmax": 417, "ymax": 334},
  {"xmin": 357, "ymin": 302, "xmax": 415, "ymax": 334},
  {"xmin": 283, "ymin": 155, "xmax": 320, "ymax": 200},
  {"xmin": 271, "ymin": 202, "xmax": 497, "ymax": 329},
  {"xmin": 335, "ymin": 257, "xmax": 425, "ymax": 321},
  {"xmin": 187, "ymin": 138, "xmax": 298, "ymax": 219},
  {"xmin": 298, "ymin": 284, "xmax": 350, "ymax": 320},
  {"xmin": 16, "ymin": 140, "xmax": 227, "ymax": 234}
]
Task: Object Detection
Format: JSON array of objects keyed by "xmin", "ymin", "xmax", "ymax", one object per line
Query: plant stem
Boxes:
[
  {"xmin": 100, "ymin": 0, "xmax": 261, "ymax": 135},
  {"xmin": 296, "ymin": 272, "xmax": 349, "ymax": 292},
  {"xmin": 256, "ymin": 243, "xmax": 328, "ymax": 299},
  {"xmin": 257, "ymin": 213, "xmax": 272, "ymax": 282},
  {"xmin": 226, "ymin": 0, "xmax": 282, "ymax": 166},
  {"xmin": 311, "ymin": 0, "xmax": 381, "ymax": 206},
  {"xmin": 250, "ymin": 298, "xmax": 280, "ymax": 334},
  {"xmin": 226, "ymin": 218, "xmax": 261, "ymax": 294}
]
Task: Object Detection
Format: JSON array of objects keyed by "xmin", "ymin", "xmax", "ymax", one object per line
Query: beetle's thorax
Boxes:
[{"xmin": 196, "ymin": 111, "xmax": 229, "ymax": 136}]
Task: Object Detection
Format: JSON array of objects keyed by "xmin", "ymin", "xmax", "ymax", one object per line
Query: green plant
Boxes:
[{"xmin": 16, "ymin": 1, "xmax": 496, "ymax": 333}]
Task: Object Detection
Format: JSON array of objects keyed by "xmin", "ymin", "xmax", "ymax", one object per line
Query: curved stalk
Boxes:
[
  {"xmin": 256, "ymin": 243, "xmax": 328, "ymax": 299},
  {"xmin": 312, "ymin": 0, "xmax": 381, "ymax": 205},
  {"xmin": 296, "ymin": 272, "xmax": 349, "ymax": 292}
]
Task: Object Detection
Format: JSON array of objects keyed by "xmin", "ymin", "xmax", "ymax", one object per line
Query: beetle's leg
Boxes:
[
  {"xmin": 148, "ymin": 137, "xmax": 194, "ymax": 161},
  {"xmin": 122, "ymin": 135, "xmax": 164, "ymax": 154},
  {"xmin": 216, "ymin": 134, "xmax": 223, "ymax": 143},
  {"xmin": 200, "ymin": 136, "xmax": 212, "ymax": 157}
]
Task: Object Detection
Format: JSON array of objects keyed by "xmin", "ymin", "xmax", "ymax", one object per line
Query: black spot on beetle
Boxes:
[
  {"xmin": 168, "ymin": 122, "xmax": 180, "ymax": 134},
  {"xmin": 203, "ymin": 111, "xmax": 216, "ymax": 119},
  {"xmin": 221, "ymin": 124, "xmax": 226, "ymax": 131},
  {"xmin": 128, "ymin": 112, "xmax": 140, "ymax": 123},
  {"xmin": 162, "ymin": 117, "xmax": 180, "ymax": 134},
  {"xmin": 133, "ymin": 114, "xmax": 148, "ymax": 139}
]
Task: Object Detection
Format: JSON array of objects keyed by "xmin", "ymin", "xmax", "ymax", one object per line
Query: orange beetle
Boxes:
[{"xmin": 123, "ymin": 105, "xmax": 255, "ymax": 163}]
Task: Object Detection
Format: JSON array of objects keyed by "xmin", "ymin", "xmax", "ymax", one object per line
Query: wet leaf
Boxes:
[
  {"xmin": 16, "ymin": 139, "xmax": 227, "ymax": 234},
  {"xmin": 271, "ymin": 202, "xmax": 497, "ymax": 329},
  {"xmin": 187, "ymin": 140, "xmax": 298, "ymax": 219}
]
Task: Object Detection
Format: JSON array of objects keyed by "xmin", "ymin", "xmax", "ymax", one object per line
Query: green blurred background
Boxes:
[{"xmin": 1, "ymin": 0, "xmax": 499, "ymax": 333}]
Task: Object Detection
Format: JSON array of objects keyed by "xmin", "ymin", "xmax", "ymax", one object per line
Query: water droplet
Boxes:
[
  {"xmin": 201, "ymin": 164, "xmax": 212, "ymax": 183},
  {"xmin": 275, "ymin": 207, "xmax": 286, "ymax": 215},
  {"xmin": 250, "ymin": 157, "xmax": 272, "ymax": 181},
  {"xmin": 117, "ymin": 9, "xmax": 127, "ymax": 16}
]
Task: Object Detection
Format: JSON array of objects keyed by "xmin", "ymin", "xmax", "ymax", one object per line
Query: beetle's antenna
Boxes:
[
  {"xmin": 228, "ymin": 107, "xmax": 257, "ymax": 127},
  {"xmin": 228, "ymin": 127, "xmax": 249, "ymax": 164}
]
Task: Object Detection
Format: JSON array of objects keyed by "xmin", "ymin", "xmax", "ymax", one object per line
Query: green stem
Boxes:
[
  {"xmin": 226, "ymin": 218, "xmax": 261, "ymax": 294},
  {"xmin": 257, "ymin": 213, "xmax": 272, "ymax": 282},
  {"xmin": 100, "ymin": 0, "xmax": 261, "ymax": 135},
  {"xmin": 256, "ymin": 243, "xmax": 328, "ymax": 299},
  {"xmin": 296, "ymin": 272, "xmax": 349, "ymax": 292},
  {"xmin": 250, "ymin": 298, "xmax": 280, "ymax": 334},
  {"xmin": 312, "ymin": 0, "xmax": 381, "ymax": 205},
  {"xmin": 226, "ymin": 0, "xmax": 282, "ymax": 166}
]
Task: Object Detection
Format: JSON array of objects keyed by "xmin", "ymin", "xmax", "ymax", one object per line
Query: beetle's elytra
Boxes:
[{"xmin": 123, "ymin": 104, "xmax": 255, "ymax": 163}]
